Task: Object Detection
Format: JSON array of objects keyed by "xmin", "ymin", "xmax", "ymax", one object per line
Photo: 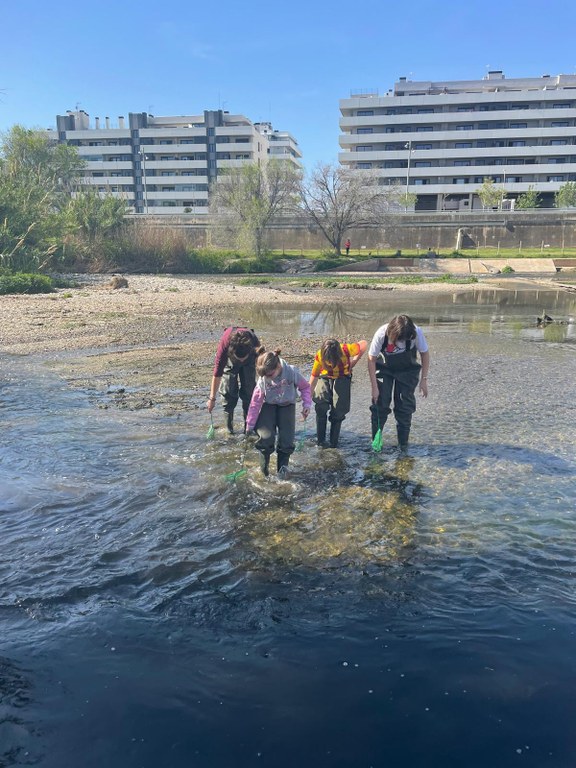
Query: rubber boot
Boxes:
[
  {"xmin": 316, "ymin": 414, "xmax": 328, "ymax": 447},
  {"xmin": 226, "ymin": 412, "xmax": 234, "ymax": 435},
  {"xmin": 259, "ymin": 452, "xmax": 270, "ymax": 477},
  {"xmin": 329, "ymin": 420, "xmax": 342, "ymax": 449},
  {"xmin": 397, "ymin": 424, "xmax": 410, "ymax": 453},
  {"xmin": 277, "ymin": 451, "xmax": 290, "ymax": 478}
]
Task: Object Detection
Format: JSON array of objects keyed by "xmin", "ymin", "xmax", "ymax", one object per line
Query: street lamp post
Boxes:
[
  {"xmin": 405, "ymin": 140, "xmax": 413, "ymax": 212},
  {"xmin": 139, "ymin": 149, "xmax": 148, "ymax": 215}
]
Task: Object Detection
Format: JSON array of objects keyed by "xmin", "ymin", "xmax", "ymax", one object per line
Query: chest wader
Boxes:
[
  {"xmin": 254, "ymin": 403, "xmax": 296, "ymax": 476},
  {"xmin": 370, "ymin": 338, "xmax": 421, "ymax": 450},
  {"xmin": 218, "ymin": 358, "xmax": 257, "ymax": 434},
  {"xmin": 313, "ymin": 375, "xmax": 352, "ymax": 448}
]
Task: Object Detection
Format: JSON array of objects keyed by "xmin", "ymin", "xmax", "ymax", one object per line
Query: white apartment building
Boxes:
[
  {"xmin": 339, "ymin": 72, "xmax": 576, "ymax": 211},
  {"xmin": 54, "ymin": 109, "xmax": 302, "ymax": 214}
]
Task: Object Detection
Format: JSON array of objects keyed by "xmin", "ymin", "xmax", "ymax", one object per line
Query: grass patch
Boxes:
[
  {"xmin": 237, "ymin": 274, "xmax": 478, "ymax": 289},
  {"xmin": 0, "ymin": 273, "xmax": 55, "ymax": 295}
]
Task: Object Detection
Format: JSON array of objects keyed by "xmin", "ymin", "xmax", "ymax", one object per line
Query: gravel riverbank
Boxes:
[{"xmin": 0, "ymin": 273, "xmax": 540, "ymax": 414}]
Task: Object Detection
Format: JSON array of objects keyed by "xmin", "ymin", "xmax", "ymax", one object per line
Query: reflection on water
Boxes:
[
  {"xmin": 1, "ymin": 286, "xmax": 576, "ymax": 768},
  {"xmin": 245, "ymin": 284, "xmax": 576, "ymax": 347}
]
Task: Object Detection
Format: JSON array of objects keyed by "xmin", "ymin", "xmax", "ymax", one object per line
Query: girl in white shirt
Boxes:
[{"xmin": 367, "ymin": 314, "xmax": 430, "ymax": 452}]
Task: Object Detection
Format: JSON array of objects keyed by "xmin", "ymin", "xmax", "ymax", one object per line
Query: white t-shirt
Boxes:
[{"xmin": 369, "ymin": 323, "xmax": 429, "ymax": 358}]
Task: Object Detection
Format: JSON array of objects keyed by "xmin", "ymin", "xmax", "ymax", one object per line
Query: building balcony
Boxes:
[{"xmin": 148, "ymin": 191, "xmax": 209, "ymax": 200}]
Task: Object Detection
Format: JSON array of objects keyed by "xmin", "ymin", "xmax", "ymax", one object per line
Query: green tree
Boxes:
[
  {"xmin": 515, "ymin": 186, "xmax": 541, "ymax": 210},
  {"xmin": 65, "ymin": 189, "xmax": 128, "ymax": 243},
  {"xmin": 0, "ymin": 125, "xmax": 84, "ymax": 270},
  {"xmin": 554, "ymin": 181, "xmax": 576, "ymax": 208},
  {"xmin": 210, "ymin": 160, "xmax": 301, "ymax": 257},
  {"xmin": 300, "ymin": 163, "xmax": 399, "ymax": 254},
  {"xmin": 398, "ymin": 191, "xmax": 418, "ymax": 212},
  {"xmin": 477, "ymin": 177, "xmax": 507, "ymax": 210}
]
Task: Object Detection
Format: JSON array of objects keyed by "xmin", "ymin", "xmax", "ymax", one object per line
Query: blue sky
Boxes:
[{"xmin": 1, "ymin": 0, "xmax": 575, "ymax": 171}]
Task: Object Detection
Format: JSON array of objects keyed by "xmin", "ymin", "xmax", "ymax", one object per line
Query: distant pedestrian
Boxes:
[{"xmin": 344, "ymin": 238, "xmax": 351, "ymax": 256}]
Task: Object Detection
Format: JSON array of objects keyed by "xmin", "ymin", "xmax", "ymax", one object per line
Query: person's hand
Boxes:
[
  {"xmin": 419, "ymin": 379, "xmax": 428, "ymax": 398},
  {"xmin": 206, "ymin": 397, "xmax": 216, "ymax": 412},
  {"xmin": 302, "ymin": 407, "xmax": 310, "ymax": 420},
  {"xmin": 244, "ymin": 429, "xmax": 258, "ymax": 442},
  {"xmin": 371, "ymin": 386, "xmax": 379, "ymax": 404}
]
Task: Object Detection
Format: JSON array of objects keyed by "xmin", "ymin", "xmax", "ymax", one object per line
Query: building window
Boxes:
[
  {"xmin": 414, "ymin": 161, "xmax": 431, "ymax": 167},
  {"xmin": 413, "ymin": 179, "xmax": 429, "ymax": 185},
  {"xmin": 160, "ymin": 140, "xmax": 173, "ymax": 145},
  {"xmin": 456, "ymin": 125, "xmax": 473, "ymax": 131},
  {"xmin": 510, "ymin": 123, "xmax": 527, "ymax": 129},
  {"xmin": 454, "ymin": 160, "xmax": 471, "ymax": 166},
  {"xmin": 357, "ymin": 110, "xmax": 374, "ymax": 116},
  {"xmin": 453, "ymin": 178, "xmax": 468, "ymax": 184},
  {"xmin": 417, "ymin": 108, "xmax": 434, "ymax": 114},
  {"xmin": 356, "ymin": 146, "xmax": 373, "ymax": 152},
  {"xmin": 455, "ymin": 142, "xmax": 473, "ymax": 149},
  {"xmin": 547, "ymin": 175, "xmax": 565, "ymax": 181},
  {"xmin": 415, "ymin": 143, "xmax": 432, "ymax": 150},
  {"xmin": 550, "ymin": 139, "xmax": 568, "ymax": 145},
  {"xmin": 357, "ymin": 127, "xmax": 373, "ymax": 134},
  {"xmin": 357, "ymin": 162, "xmax": 372, "ymax": 169},
  {"xmin": 509, "ymin": 141, "xmax": 525, "ymax": 147},
  {"xmin": 416, "ymin": 126, "xmax": 433, "ymax": 132},
  {"xmin": 551, "ymin": 121, "xmax": 569, "ymax": 127},
  {"xmin": 161, "ymin": 171, "xmax": 176, "ymax": 176}
]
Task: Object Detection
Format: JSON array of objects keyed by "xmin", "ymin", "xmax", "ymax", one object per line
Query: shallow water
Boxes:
[{"xmin": 1, "ymin": 286, "xmax": 576, "ymax": 767}]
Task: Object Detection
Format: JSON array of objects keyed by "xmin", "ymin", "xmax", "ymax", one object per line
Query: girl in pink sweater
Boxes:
[{"xmin": 245, "ymin": 347, "xmax": 312, "ymax": 477}]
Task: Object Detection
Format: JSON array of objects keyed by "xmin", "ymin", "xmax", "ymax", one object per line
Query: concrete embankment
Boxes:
[{"xmin": 331, "ymin": 257, "xmax": 559, "ymax": 275}]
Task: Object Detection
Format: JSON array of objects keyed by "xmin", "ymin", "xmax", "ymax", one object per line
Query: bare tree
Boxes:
[
  {"xmin": 210, "ymin": 160, "xmax": 301, "ymax": 257},
  {"xmin": 300, "ymin": 163, "xmax": 399, "ymax": 254}
]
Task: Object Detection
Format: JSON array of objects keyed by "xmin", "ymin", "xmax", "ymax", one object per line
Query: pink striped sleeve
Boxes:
[{"xmin": 245, "ymin": 385, "xmax": 265, "ymax": 432}]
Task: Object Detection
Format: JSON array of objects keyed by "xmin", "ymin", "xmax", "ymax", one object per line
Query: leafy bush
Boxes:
[
  {"xmin": 501, "ymin": 265, "xmax": 515, "ymax": 273},
  {"xmin": 0, "ymin": 272, "xmax": 55, "ymax": 294}
]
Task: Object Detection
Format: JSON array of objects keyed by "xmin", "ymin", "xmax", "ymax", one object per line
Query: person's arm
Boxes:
[
  {"xmin": 206, "ymin": 375, "xmax": 222, "ymax": 413},
  {"xmin": 297, "ymin": 374, "xmax": 312, "ymax": 418},
  {"xmin": 207, "ymin": 328, "xmax": 231, "ymax": 411},
  {"xmin": 309, "ymin": 352, "xmax": 321, "ymax": 391},
  {"xmin": 368, "ymin": 355, "xmax": 380, "ymax": 403},
  {"xmin": 245, "ymin": 387, "xmax": 265, "ymax": 432},
  {"xmin": 349, "ymin": 340, "xmax": 368, "ymax": 369},
  {"xmin": 419, "ymin": 350, "xmax": 430, "ymax": 398}
]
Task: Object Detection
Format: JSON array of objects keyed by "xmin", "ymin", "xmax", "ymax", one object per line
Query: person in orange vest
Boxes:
[{"xmin": 309, "ymin": 338, "xmax": 367, "ymax": 448}]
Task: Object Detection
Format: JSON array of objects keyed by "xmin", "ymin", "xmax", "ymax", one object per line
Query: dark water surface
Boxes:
[{"xmin": 1, "ymin": 286, "xmax": 576, "ymax": 767}]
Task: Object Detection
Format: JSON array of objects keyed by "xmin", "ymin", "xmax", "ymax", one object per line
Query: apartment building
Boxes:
[
  {"xmin": 339, "ymin": 72, "xmax": 576, "ymax": 211},
  {"xmin": 54, "ymin": 110, "xmax": 302, "ymax": 214}
]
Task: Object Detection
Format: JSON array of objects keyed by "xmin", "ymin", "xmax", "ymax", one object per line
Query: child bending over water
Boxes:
[
  {"xmin": 309, "ymin": 338, "xmax": 367, "ymax": 448},
  {"xmin": 245, "ymin": 347, "xmax": 312, "ymax": 477}
]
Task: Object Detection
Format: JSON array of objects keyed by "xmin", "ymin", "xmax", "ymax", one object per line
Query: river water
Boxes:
[{"xmin": 1, "ymin": 284, "xmax": 575, "ymax": 767}]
